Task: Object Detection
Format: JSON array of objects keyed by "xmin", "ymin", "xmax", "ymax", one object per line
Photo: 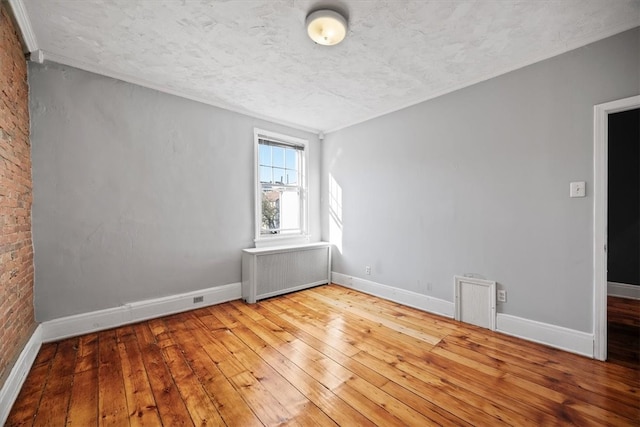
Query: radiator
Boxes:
[
  {"xmin": 242, "ymin": 242, "xmax": 331, "ymax": 303},
  {"xmin": 454, "ymin": 276, "xmax": 496, "ymax": 330}
]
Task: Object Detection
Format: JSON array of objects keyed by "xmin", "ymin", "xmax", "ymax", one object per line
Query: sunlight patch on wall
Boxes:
[{"xmin": 329, "ymin": 174, "xmax": 343, "ymax": 254}]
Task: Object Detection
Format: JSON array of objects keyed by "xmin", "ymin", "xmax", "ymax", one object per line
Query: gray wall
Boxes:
[
  {"xmin": 321, "ymin": 28, "xmax": 639, "ymax": 333},
  {"xmin": 29, "ymin": 62, "xmax": 321, "ymax": 321}
]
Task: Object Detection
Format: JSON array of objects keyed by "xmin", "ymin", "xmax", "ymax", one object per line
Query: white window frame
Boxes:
[{"xmin": 254, "ymin": 128, "xmax": 309, "ymax": 246}]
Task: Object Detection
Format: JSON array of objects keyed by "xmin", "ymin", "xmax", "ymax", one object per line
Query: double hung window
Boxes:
[{"xmin": 254, "ymin": 129, "xmax": 307, "ymax": 241}]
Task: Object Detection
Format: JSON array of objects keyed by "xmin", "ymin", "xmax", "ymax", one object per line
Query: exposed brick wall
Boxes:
[{"xmin": 0, "ymin": 3, "xmax": 35, "ymax": 387}]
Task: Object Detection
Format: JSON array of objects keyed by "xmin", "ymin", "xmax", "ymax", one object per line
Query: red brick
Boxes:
[{"xmin": 0, "ymin": 3, "xmax": 34, "ymax": 387}]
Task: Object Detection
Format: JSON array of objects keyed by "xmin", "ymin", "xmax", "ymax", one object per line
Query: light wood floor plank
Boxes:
[
  {"xmin": 66, "ymin": 330, "xmax": 99, "ymax": 426},
  {"xmin": 314, "ymin": 285, "xmax": 458, "ymax": 336},
  {"xmin": 33, "ymin": 338, "xmax": 77, "ymax": 427},
  {"xmin": 252, "ymin": 343, "xmax": 376, "ymax": 426},
  {"xmin": 149, "ymin": 318, "xmax": 226, "ymax": 427},
  {"xmin": 299, "ymin": 289, "xmax": 444, "ymax": 345},
  {"xmin": 164, "ymin": 313, "xmax": 264, "ymax": 427},
  {"xmin": 379, "ymin": 380, "xmax": 472, "ymax": 426},
  {"xmin": 115, "ymin": 326, "xmax": 162, "ymax": 426},
  {"xmin": 463, "ymin": 328, "xmax": 640, "ymax": 389},
  {"xmin": 261, "ymin": 298, "xmax": 362, "ymax": 357},
  {"xmin": 352, "ymin": 347, "xmax": 517, "ymax": 425},
  {"xmin": 255, "ymin": 299, "xmax": 391, "ymax": 388},
  {"xmin": 97, "ymin": 330, "xmax": 129, "ymax": 427},
  {"xmin": 435, "ymin": 336, "xmax": 639, "ymax": 418},
  {"xmin": 332, "ymin": 382, "xmax": 407, "ymax": 427},
  {"xmin": 287, "ymin": 291, "xmax": 438, "ymax": 359},
  {"xmin": 8, "ymin": 284, "xmax": 640, "ymax": 426},
  {"xmin": 345, "ymin": 375, "xmax": 442, "ymax": 426},
  {"xmin": 225, "ymin": 369, "xmax": 295, "ymax": 425},
  {"xmin": 133, "ymin": 322, "xmax": 194, "ymax": 426},
  {"xmin": 66, "ymin": 368, "xmax": 99, "ymax": 426}
]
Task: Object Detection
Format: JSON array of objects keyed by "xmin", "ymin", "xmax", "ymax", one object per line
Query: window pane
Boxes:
[
  {"xmin": 256, "ymin": 133, "xmax": 306, "ymax": 238},
  {"xmin": 285, "ymin": 148, "xmax": 297, "ymax": 170},
  {"xmin": 273, "ymin": 168, "xmax": 286, "ymax": 184},
  {"xmin": 285, "ymin": 169, "xmax": 298, "ymax": 185},
  {"xmin": 261, "ymin": 190, "xmax": 280, "ymax": 233},
  {"xmin": 272, "ymin": 146, "xmax": 285, "ymax": 168},
  {"xmin": 259, "ymin": 144, "xmax": 271, "ymax": 166},
  {"xmin": 259, "ymin": 166, "xmax": 272, "ymax": 184},
  {"xmin": 280, "ymin": 189, "xmax": 300, "ymax": 230},
  {"xmin": 260, "ymin": 188, "xmax": 300, "ymax": 233}
]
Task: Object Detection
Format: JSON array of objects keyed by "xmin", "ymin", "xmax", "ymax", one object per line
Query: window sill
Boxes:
[{"xmin": 254, "ymin": 234, "xmax": 310, "ymax": 249}]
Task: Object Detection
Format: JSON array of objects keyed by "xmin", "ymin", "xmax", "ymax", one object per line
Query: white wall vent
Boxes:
[{"xmin": 454, "ymin": 276, "xmax": 496, "ymax": 330}]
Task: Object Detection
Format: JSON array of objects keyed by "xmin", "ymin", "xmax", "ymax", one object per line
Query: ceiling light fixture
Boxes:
[{"xmin": 306, "ymin": 9, "xmax": 348, "ymax": 46}]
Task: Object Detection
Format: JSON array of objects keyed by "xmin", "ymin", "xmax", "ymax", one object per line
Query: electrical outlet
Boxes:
[
  {"xmin": 193, "ymin": 296, "xmax": 204, "ymax": 303},
  {"xmin": 497, "ymin": 290, "xmax": 507, "ymax": 303},
  {"xmin": 365, "ymin": 266, "xmax": 371, "ymax": 275}
]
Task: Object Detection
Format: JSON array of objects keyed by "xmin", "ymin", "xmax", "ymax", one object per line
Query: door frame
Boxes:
[{"xmin": 593, "ymin": 95, "xmax": 640, "ymax": 361}]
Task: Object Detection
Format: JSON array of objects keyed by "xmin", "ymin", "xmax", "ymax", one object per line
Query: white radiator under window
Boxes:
[
  {"xmin": 242, "ymin": 242, "xmax": 331, "ymax": 303},
  {"xmin": 454, "ymin": 275, "xmax": 496, "ymax": 330}
]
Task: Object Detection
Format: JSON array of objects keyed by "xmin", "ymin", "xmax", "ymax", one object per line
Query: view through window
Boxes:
[{"xmin": 257, "ymin": 134, "xmax": 305, "ymax": 236}]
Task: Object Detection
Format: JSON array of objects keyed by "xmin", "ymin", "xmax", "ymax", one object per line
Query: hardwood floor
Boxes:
[
  {"xmin": 608, "ymin": 295, "xmax": 640, "ymax": 369},
  {"xmin": 7, "ymin": 284, "xmax": 640, "ymax": 426}
]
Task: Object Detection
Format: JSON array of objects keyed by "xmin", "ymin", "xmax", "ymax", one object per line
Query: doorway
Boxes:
[
  {"xmin": 606, "ymin": 107, "xmax": 639, "ymax": 367},
  {"xmin": 593, "ymin": 95, "xmax": 640, "ymax": 361}
]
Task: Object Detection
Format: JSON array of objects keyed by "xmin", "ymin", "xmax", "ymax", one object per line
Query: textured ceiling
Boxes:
[{"xmin": 19, "ymin": 0, "xmax": 640, "ymax": 133}]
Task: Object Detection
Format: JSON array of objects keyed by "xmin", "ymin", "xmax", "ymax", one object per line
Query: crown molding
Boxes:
[{"xmin": 6, "ymin": 0, "xmax": 38, "ymax": 53}]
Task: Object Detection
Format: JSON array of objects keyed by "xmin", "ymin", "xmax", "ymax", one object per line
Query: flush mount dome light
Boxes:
[{"xmin": 306, "ymin": 9, "xmax": 347, "ymax": 46}]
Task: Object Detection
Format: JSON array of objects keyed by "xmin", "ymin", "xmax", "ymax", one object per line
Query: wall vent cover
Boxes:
[{"xmin": 454, "ymin": 276, "xmax": 496, "ymax": 330}]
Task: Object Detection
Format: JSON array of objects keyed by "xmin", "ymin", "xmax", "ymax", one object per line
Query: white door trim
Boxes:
[{"xmin": 593, "ymin": 95, "xmax": 640, "ymax": 361}]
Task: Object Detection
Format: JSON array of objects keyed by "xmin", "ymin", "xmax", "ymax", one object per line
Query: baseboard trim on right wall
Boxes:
[
  {"xmin": 496, "ymin": 313, "xmax": 594, "ymax": 358},
  {"xmin": 331, "ymin": 271, "xmax": 594, "ymax": 358},
  {"xmin": 608, "ymin": 282, "xmax": 640, "ymax": 299},
  {"xmin": 331, "ymin": 272, "xmax": 454, "ymax": 318}
]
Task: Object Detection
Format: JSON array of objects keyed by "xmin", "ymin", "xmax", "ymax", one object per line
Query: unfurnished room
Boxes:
[{"xmin": 1, "ymin": 0, "xmax": 639, "ymax": 425}]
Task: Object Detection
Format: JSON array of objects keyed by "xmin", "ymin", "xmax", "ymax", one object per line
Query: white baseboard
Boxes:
[
  {"xmin": 496, "ymin": 313, "xmax": 594, "ymax": 358},
  {"xmin": 331, "ymin": 271, "xmax": 594, "ymax": 358},
  {"xmin": 0, "ymin": 276, "xmax": 598, "ymax": 421},
  {"xmin": 0, "ymin": 282, "xmax": 241, "ymax": 422},
  {"xmin": 331, "ymin": 272, "xmax": 455, "ymax": 318},
  {"xmin": 0, "ymin": 326, "xmax": 42, "ymax": 426},
  {"xmin": 608, "ymin": 282, "xmax": 640, "ymax": 299},
  {"xmin": 41, "ymin": 282, "xmax": 241, "ymax": 342}
]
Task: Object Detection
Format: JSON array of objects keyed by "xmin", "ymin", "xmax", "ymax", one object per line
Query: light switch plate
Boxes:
[{"xmin": 570, "ymin": 181, "xmax": 586, "ymax": 198}]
